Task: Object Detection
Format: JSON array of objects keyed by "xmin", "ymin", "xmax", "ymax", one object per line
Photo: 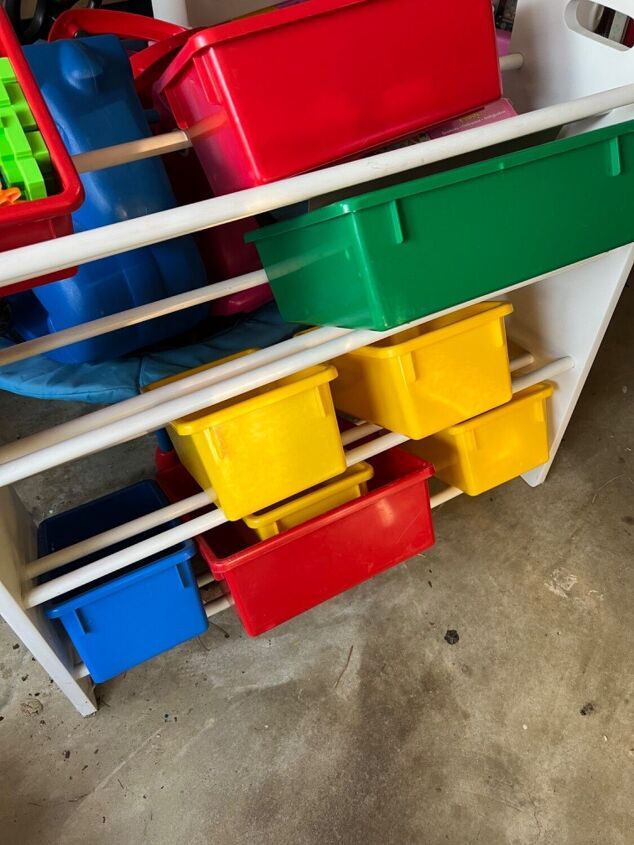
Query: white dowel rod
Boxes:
[
  {"xmin": 340, "ymin": 422, "xmax": 382, "ymax": 446},
  {"xmin": 205, "ymin": 596, "xmax": 233, "ymax": 618},
  {"xmin": 73, "ymin": 130, "xmax": 191, "ymax": 174},
  {"xmin": 0, "ymin": 330, "xmax": 390, "ymax": 485},
  {"xmin": 0, "ymin": 325, "xmax": 352, "ymax": 463},
  {"xmin": 344, "ymin": 432, "xmax": 409, "ymax": 466},
  {"xmin": 25, "ymin": 491, "xmax": 213, "ymax": 579},
  {"xmin": 0, "ymin": 319, "xmax": 560, "ymax": 487},
  {"xmin": 24, "ymin": 508, "xmax": 229, "ymax": 609},
  {"xmin": 499, "ymin": 52, "xmax": 524, "ymax": 72},
  {"xmin": 2, "ymin": 82, "xmax": 633, "ymax": 288},
  {"xmin": 511, "ymin": 356, "xmax": 575, "ymax": 392},
  {"xmin": 197, "ymin": 572, "xmax": 215, "ymax": 589},
  {"xmin": 24, "ymin": 427, "xmax": 396, "ymax": 579},
  {"xmin": 0, "ymin": 270, "xmax": 269, "ymax": 367},
  {"xmin": 67, "ymin": 55, "xmax": 521, "ymax": 176},
  {"xmin": 508, "ymin": 350, "xmax": 535, "ymax": 372},
  {"xmin": 430, "ymin": 486, "xmax": 464, "ymax": 508}
]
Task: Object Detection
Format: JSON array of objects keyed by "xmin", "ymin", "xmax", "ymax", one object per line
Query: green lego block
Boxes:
[
  {"xmin": 0, "ymin": 57, "xmax": 16, "ymax": 84},
  {"xmin": 0, "ymin": 57, "xmax": 38, "ymax": 134},
  {"xmin": 7, "ymin": 82, "xmax": 36, "ymax": 131},
  {"xmin": 0, "ymin": 58, "xmax": 50, "ymax": 199},
  {"xmin": 0, "ymin": 155, "xmax": 45, "ymax": 199},
  {"xmin": 27, "ymin": 130, "xmax": 52, "ymax": 173}
]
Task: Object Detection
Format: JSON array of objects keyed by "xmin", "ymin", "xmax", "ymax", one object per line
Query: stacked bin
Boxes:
[
  {"xmin": 157, "ymin": 449, "xmax": 436, "ymax": 636},
  {"xmin": 39, "ymin": 481, "xmax": 208, "ymax": 683},
  {"xmin": 145, "ymin": 353, "xmax": 346, "ymax": 519}
]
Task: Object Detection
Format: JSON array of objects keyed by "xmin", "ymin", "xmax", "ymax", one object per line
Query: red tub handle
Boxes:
[
  {"xmin": 48, "ymin": 8, "xmax": 185, "ymax": 43},
  {"xmin": 49, "ymin": 9, "xmax": 192, "ymax": 103}
]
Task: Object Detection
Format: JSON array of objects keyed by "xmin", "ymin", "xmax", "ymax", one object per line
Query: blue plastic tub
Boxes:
[
  {"xmin": 8, "ymin": 36, "xmax": 207, "ymax": 364},
  {"xmin": 40, "ymin": 480, "xmax": 207, "ymax": 683}
]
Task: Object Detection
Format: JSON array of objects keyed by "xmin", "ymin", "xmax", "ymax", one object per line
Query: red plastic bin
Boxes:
[
  {"xmin": 155, "ymin": 0, "xmax": 501, "ymax": 194},
  {"xmin": 0, "ymin": 9, "xmax": 83, "ymax": 295},
  {"xmin": 157, "ymin": 447, "xmax": 435, "ymax": 636}
]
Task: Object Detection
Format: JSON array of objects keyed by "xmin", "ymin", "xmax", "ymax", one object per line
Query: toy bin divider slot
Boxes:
[
  {"xmin": 156, "ymin": 449, "xmax": 435, "ymax": 637},
  {"xmin": 39, "ymin": 480, "xmax": 207, "ymax": 684},
  {"xmin": 248, "ymin": 121, "xmax": 634, "ymax": 330}
]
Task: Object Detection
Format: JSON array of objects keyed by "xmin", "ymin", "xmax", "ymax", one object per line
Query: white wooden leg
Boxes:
[
  {"xmin": 0, "ymin": 487, "xmax": 97, "ymax": 716},
  {"xmin": 504, "ymin": 246, "xmax": 633, "ymax": 487}
]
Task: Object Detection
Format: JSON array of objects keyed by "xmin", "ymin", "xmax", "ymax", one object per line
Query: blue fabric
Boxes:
[{"xmin": 0, "ymin": 303, "xmax": 300, "ymax": 404}]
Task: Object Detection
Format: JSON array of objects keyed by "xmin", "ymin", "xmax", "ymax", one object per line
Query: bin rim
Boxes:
[
  {"xmin": 340, "ymin": 302, "xmax": 513, "ymax": 360},
  {"xmin": 156, "ymin": 0, "xmax": 370, "ymax": 90},
  {"xmin": 246, "ymin": 119, "xmax": 634, "ymax": 243},
  {"xmin": 243, "ymin": 461, "xmax": 374, "ymax": 532},
  {"xmin": 444, "ymin": 382, "xmax": 555, "ymax": 436},
  {"xmin": 43, "ymin": 540, "xmax": 197, "ymax": 618},
  {"xmin": 165, "ymin": 362, "xmax": 338, "ymax": 436},
  {"xmin": 208, "ymin": 451, "xmax": 435, "ymax": 577}
]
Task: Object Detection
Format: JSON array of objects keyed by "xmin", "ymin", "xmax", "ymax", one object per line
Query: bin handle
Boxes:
[
  {"xmin": 48, "ymin": 8, "xmax": 185, "ymax": 43},
  {"xmin": 49, "ymin": 9, "xmax": 193, "ymax": 102}
]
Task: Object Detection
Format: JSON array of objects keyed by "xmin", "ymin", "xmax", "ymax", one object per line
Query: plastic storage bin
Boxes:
[
  {"xmin": 147, "ymin": 354, "xmax": 346, "ymax": 520},
  {"xmin": 9, "ymin": 35, "xmax": 207, "ymax": 364},
  {"xmin": 407, "ymin": 383, "xmax": 555, "ymax": 496},
  {"xmin": 157, "ymin": 448, "xmax": 435, "ymax": 636},
  {"xmin": 329, "ymin": 302, "xmax": 513, "ymax": 440},
  {"xmin": 40, "ymin": 481, "xmax": 207, "ymax": 683},
  {"xmin": 153, "ymin": 0, "xmax": 500, "ymax": 194},
  {"xmin": 248, "ymin": 121, "xmax": 634, "ymax": 330},
  {"xmin": 243, "ymin": 461, "xmax": 374, "ymax": 540},
  {"xmin": 0, "ymin": 9, "xmax": 83, "ymax": 296}
]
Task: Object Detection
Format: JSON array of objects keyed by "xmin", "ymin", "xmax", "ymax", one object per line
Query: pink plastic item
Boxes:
[{"xmin": 425, "ymin": 98, "xmax": 517, "ymax": 139}]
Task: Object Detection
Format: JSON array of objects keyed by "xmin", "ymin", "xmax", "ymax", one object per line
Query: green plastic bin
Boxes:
[{"xmin": 247, "ymin": 120, "xmax": 634, "ymax": 330}]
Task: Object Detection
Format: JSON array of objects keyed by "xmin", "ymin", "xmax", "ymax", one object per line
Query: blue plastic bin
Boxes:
[
  {"xmin": 8, "ymin": 36, "xmax": 207, "ymax": 364},
  {"xmin": 40, "ymin": 480, "xmax": 207, "ymax": 683}
]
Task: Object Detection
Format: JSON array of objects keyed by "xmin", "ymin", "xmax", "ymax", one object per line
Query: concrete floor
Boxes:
[{"xmin": 0, "ymin": 287, "xmax": 632, "ymax": 845}]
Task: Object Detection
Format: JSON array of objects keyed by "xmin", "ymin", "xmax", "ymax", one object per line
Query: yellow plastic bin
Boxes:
[
  {"xmin": 243, "ymin": 462, "xmax": 375, "ymax": 540},
  {"xmin": 406, "ymin": 382, "xmax": 554, "ymax": 495},
  {"xmin": 146, "ymin": 352, "xmax": 345, "ymax": 520},
  {"xmin": 329, "ymin": 302, "xmax": 513, "ymax": 440}
]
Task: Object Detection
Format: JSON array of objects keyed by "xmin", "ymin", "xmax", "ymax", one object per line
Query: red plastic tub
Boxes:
[
  {"xmin": 155, "ymin": 0, "xmax": 501, "ymax": 194},
  {"xmin": 157, "ymin": 448, "xmax": 435, "ymax": 636},
  {"xmin": 0, "ymin": 9, "xmax": 83, "ymax": 295}
]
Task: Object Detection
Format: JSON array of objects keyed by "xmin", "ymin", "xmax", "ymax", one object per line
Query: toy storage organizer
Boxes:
[{"xmin": 1, "ymin": 0, "xmax": 633, "ymax": 715}]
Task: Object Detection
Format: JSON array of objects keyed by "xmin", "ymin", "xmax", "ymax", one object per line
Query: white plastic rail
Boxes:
[
  {"xmin": 0, "ymin": 270, "xmax": 269, "ymax": 367},
  {"xmin": 1, "ymin": 82, "xmax": 634, "ymax": 289},
  {"xmin": 0, "ymin": 309, "xmax": 546, "ymax": 486}
]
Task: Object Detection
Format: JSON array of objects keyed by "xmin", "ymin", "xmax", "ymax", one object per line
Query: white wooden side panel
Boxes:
[
  {"xmin": 0, "ymin": 487, "xmax": 97, "ymax": 716},
  {"xmin": 507, "ymin": 0, "xmax": 634, "ymax": 126},
  {"xmin": 504, "ymin": 246, "xmax": 633, "ymax": 486}
]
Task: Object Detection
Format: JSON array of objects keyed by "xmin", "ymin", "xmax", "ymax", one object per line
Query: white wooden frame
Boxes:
[{"xmin": 0, "ymin": 0, "xmax": 631, "ymax": 713}]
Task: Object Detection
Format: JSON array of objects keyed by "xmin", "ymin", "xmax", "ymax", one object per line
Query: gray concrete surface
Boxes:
[{"xmin": 0, "ymin": 286, "xmax": 632, "ymax": 845}]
